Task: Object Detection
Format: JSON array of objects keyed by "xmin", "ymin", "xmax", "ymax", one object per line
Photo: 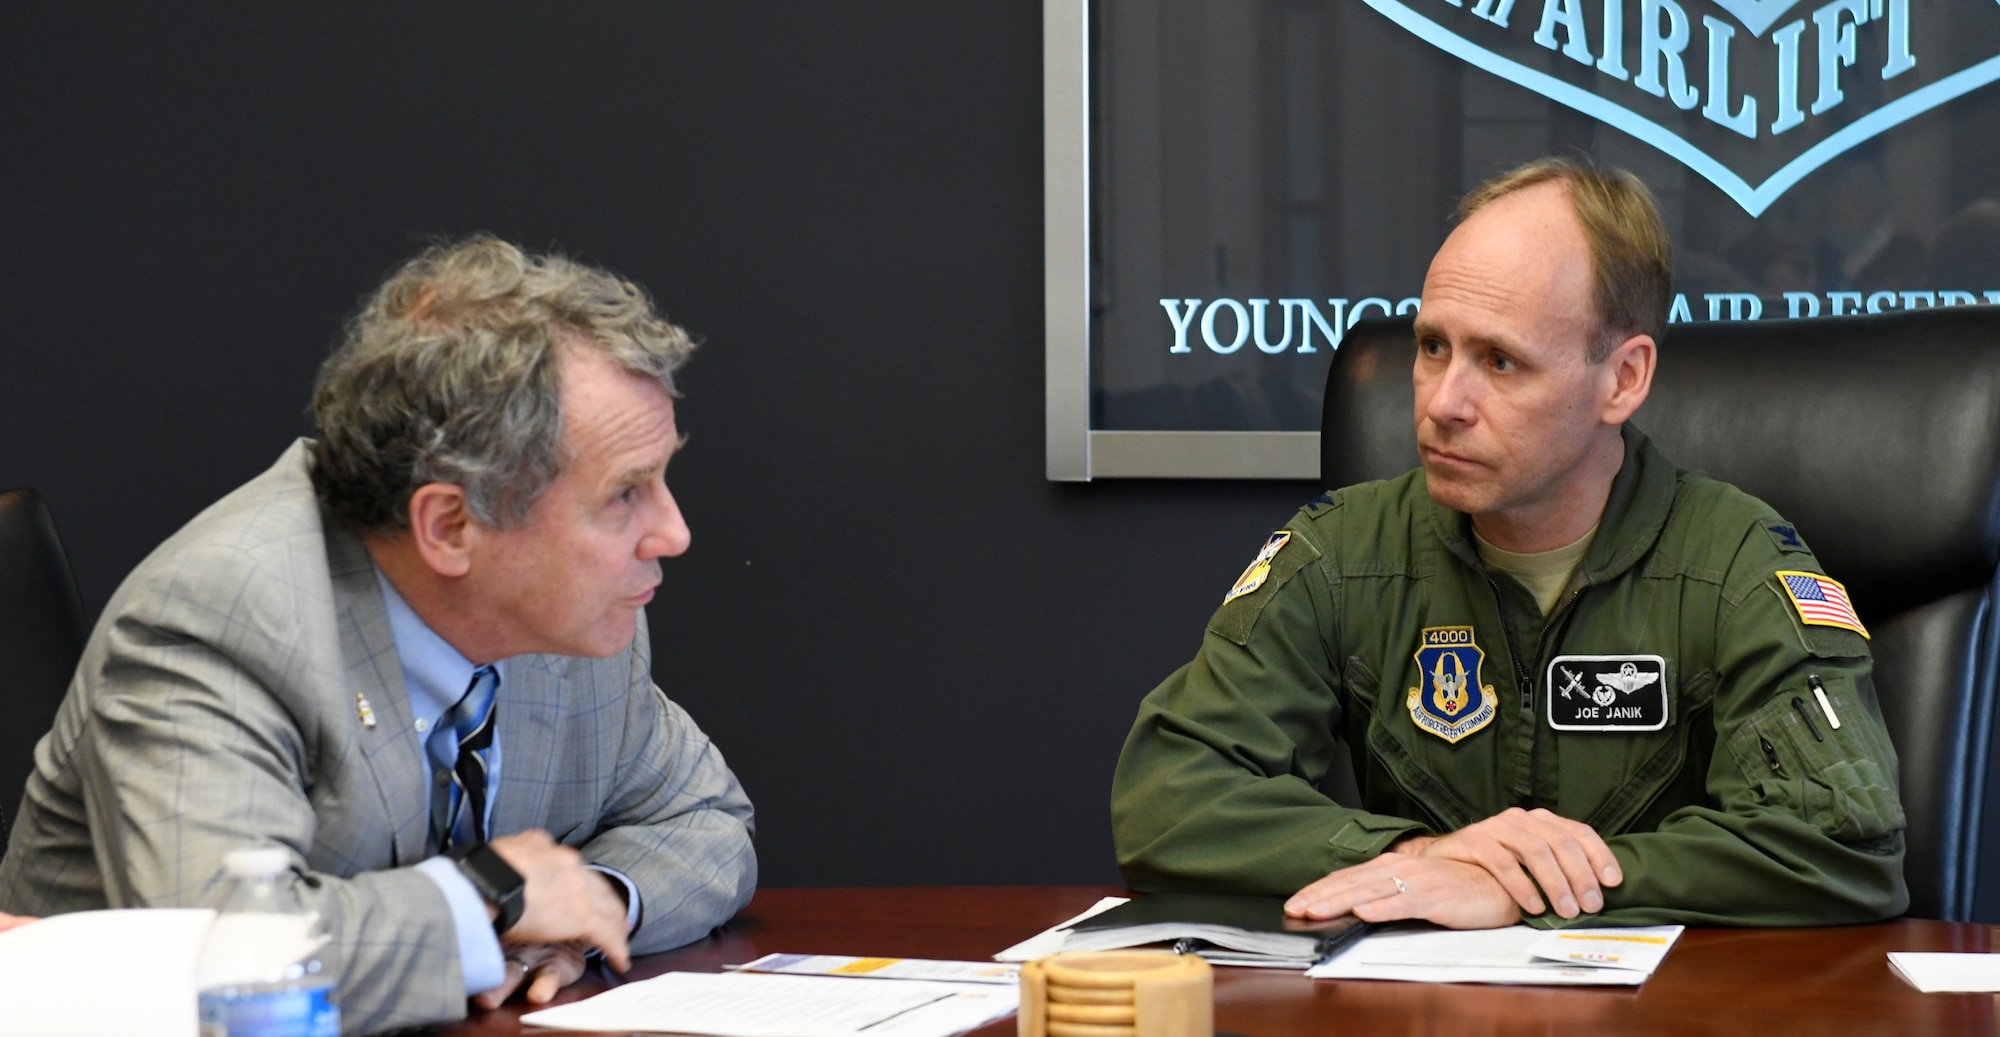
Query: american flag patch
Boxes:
[{"xmin": 1776, "ymin": 570, "xmax": 1869, "ymax": 639}]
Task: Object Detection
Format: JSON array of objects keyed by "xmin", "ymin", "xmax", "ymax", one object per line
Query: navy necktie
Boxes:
[{"xmin": 428, "ymin": 664, "xmax": 498, "ymax": 852}]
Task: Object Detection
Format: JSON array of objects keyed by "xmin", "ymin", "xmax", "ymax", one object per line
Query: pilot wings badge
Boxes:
[{"xmin": 1407, "ymin": 626, "xmax": 1498, "ymax": 743}]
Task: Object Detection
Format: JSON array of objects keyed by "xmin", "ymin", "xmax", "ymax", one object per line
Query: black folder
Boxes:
[{"xmin": 1063, "ymin": 893, "xmax": 1372, "ymax": 969}]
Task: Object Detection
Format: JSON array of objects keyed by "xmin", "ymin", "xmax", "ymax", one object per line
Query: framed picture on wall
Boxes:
[{"xmin": 1046, "ymin": 0, "xmax": 2000, "ymax": 480}]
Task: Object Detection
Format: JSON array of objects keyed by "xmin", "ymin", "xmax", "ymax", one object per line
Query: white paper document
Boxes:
[
  {"xmin": 991, "ymin": 896, "xmax": 1129, "ymax": 962},
  {"xmin": 738, "ymin": 953, "xmax": 1019, "ymax": 985},
  {"xmin": 1888, "ymin": 952, "xmax": 2000, "ymax": 992},
  {"xmin": 1306, "ymin": 924, "xmax": 1683, "ymax": 986},
  {"xmin": 520, "ymin": 970, "xmax": 1018, "ymax": 1037},
  {"xmin": 0, "ymin": 908, "xmax": 217, "ymax": 1037}
]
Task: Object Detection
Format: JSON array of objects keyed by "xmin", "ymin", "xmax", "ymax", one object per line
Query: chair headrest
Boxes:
[{"xmin": 1321, "ymin": 310, "xmax": 2000, "ymax": 620}]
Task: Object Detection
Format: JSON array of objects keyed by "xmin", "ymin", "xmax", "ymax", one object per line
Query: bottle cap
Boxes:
[{"xmin": 222, "ymin": 846, "xmax": 293, "ymax": 878}]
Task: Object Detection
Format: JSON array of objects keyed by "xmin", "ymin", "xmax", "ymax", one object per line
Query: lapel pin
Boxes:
[{"xmin": 356, "ymin": 692, "xmax": 378, "ymax": 729}]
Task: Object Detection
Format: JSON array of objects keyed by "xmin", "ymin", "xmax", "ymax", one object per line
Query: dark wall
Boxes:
[
  {"xmin": 20, "ymin": 4, "xmax": 1989, "ymax": 914},
  {"xmin": 0, "ymin": 4, "xmax": 1313, "ymax": 887}
]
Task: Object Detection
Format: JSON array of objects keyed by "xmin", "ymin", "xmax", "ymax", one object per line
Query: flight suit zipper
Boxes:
[
  {"xmin": 1482, "ymin": 575, "xmax": 1586, "ymax": 709},
  {"xmin": 1482, "ymin": 574, "xmax": 1533, "ymax": 707},
  {"xmin": 1486, "ymin": 576, "xmax": 1585, "ymax": 812},
  {"xmin": 1529, "ymin": 585, "xmax": 1587, "ymax": 701}
]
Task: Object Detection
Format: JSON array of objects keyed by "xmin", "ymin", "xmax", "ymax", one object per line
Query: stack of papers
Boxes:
[
  {"xmin": 1888, "ymin": 953, "xmax": 2000, "ymax": 992},
  {"xmin": 0, "ymin": 908, "xmax": 216, "ymax": 1037},
  {"xmin": 991, "ymin": 898, "xmax": 1676, "ymax": 986},
  {"xmin": 1307, "ymin": 924, "xmax": 1684, "ymax": 986},
  {"xmin": 521, "ymin": 967, "xmax": 1018, "ymax": 1037}
]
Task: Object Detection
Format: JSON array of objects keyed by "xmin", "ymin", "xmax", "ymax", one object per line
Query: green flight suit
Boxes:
[{"xmin": 1111, "ymin": 427, "xmax": 1908, "ymax": 926}]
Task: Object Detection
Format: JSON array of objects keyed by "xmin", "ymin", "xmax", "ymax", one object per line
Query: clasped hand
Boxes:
[
  {"xmin": 472, "ymin": 830, "xmax": 631, "ymax": 1009},
  {"xmin": 1283, "ymin": 808, "xmax": 1624, "ymax": 929}
]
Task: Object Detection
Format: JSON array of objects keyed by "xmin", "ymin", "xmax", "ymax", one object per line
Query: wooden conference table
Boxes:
[{"xmin": 446, "ymin": 886, "xmax": 1998, "ymax": 1036}]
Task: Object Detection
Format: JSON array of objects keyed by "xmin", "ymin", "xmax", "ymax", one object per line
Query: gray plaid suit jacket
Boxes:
[{"xmin": 0, "ymin": 440, "xmax": 758, "ymax": 1035}]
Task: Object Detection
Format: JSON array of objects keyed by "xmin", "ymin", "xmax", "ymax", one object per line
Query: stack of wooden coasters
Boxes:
[{"xmin": 1018, "ymin": 951, "xmax": 1212, "ymax": 1037}]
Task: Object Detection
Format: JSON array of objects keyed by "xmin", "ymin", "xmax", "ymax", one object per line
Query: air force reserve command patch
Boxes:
[
  {"xmin": 1223, "ymin": 530, "xmax": 1292, "ymax": 604},
  {"xmin": 1776, "ymin": 570, "xmax": 1870, "ymax": 639},
  {"xmin": 1548, "ymin": 655, "xmax": 1669, "ymax": 732},
  {"xmin": 1406, "ymin": 626, "xmax": 1497, "ymax": 744}
]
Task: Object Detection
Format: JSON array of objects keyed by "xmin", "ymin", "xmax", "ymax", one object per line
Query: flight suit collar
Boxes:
[
  {"xmin": 1422, "ymin": 424, "xmax": 1677, "ymax": 588},
  {"xmin": 1577, "ymin": 425, "xmax": 1677, "ymax": 585}
]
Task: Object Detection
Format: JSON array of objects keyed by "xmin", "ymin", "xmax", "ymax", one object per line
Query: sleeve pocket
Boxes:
[{"xmin": 1724, "ymin": 684, "xmax": 1904, "ymax": 842}]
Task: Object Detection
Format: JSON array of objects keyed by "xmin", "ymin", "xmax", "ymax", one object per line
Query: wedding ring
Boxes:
[{"xmin": 1392, "ymin": 876, "xmax": 1407, "ymax": 895}]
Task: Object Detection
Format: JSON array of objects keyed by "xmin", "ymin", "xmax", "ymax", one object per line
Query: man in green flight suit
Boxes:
[{"xmin": 1110, "ymin": 158, "xmax": 1907, "ymax": 929}]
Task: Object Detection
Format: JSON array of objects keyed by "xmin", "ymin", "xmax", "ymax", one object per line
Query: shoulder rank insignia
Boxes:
[
  {"xmin": 1223, "ymin": 530, "xmax": 1292, "ymax": 604},
  {"xmin": 1406, "ymin": 626, "xmax": 1498, "ymax": 743},
  {"xmin": 1763, "ymin": 521, "xmax": 1809, "ymax": 554},
  {"xmin": 1775, "ymin": 570, "xmax": 1870, "ymax": 639}
]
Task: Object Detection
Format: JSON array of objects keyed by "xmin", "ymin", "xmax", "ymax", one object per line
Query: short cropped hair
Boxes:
[
  {"xmin": 1456, "ymin": 158, "xmax": 1672, "ymax": 361},
  {"xmin": 309, "ymin": 236, "xmax": 696, "ymax": 532}
]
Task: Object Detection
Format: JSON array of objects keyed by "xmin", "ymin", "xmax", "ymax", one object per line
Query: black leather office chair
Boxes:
[
  {"xmin": 1321, "ymin": 309, "xmax": 2000, "ymax": 921},
  {"xmin": 0, "ymin": 488, "xmax": 89, "ymax": 855}
]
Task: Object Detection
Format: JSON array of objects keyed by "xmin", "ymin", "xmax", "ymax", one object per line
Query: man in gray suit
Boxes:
[{"xmin": 0, "ymin": 238, "xmax": 757, "ymax": 1033}]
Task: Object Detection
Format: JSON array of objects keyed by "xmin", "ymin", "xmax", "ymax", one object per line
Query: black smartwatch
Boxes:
[{"xmin": 450, "ymin": 842, "xmax": 525, "ymax": 935}]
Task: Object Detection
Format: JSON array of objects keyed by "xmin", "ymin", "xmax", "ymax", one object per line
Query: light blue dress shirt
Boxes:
[{"xmin": 374, "ymin": 571, "xmax": 640, "ymax": 997}]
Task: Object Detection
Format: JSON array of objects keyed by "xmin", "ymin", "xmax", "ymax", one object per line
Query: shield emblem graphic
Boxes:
[
  {"xmin": 1407, "ymin": 626, "xmax": 1499, "ymax": 743},
  {"xmin": 1358, "ymin": 0, "xmax": 2000, "ymax": 215}
]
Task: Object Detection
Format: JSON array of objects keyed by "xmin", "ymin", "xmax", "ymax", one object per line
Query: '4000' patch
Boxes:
[
  {"xmin": 1546, "ymin": 655, "xmax": 1669, "ymax": 732},
  {"xmin": 1407, "ymin": 626, "xmax": 1497, "ymax": 744}
]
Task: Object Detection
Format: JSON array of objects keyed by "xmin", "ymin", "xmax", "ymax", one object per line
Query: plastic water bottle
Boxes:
[{"xmin": 194, "ymin": 847, "xmax": 341, "ymax": 1037}]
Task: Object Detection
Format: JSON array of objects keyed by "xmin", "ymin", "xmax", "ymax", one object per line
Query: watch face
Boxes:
[{"xmin": 455, "ymin": 844, "xmax": 525, "ymax": 933}]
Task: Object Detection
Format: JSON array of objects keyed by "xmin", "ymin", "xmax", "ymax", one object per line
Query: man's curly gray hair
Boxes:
[{"xmin": 309, "ymin": 236, "xmax": 696, "ymax": 531}]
